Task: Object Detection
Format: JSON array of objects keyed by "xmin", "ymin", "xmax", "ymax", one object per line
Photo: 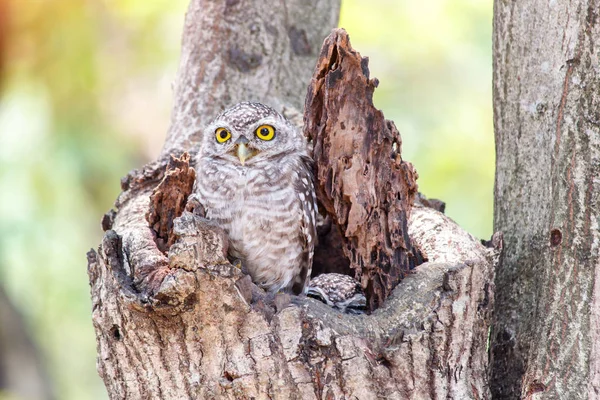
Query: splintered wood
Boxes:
[
  {"xmin": 304, "ymin": 29, "xmax": 419, "ymax": 311},
  {"xmin": 146, "ymin": 152, "xmax": 196, "ymax": 253}
]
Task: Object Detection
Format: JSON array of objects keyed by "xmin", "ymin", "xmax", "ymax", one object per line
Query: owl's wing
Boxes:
[{"xmin": 290, "ymin": 155, "xmax": 318, "ymax": 295}]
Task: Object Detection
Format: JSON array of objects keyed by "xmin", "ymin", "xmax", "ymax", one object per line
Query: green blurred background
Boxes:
[{"xmin": 0, "ymin": 0, "xmax": 493, "ymax": 398}]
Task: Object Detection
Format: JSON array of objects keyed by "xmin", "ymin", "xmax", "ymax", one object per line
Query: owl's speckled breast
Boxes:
[{"xmin": 196, "ymin": 156, "xmax": 313, "ymax": 293}]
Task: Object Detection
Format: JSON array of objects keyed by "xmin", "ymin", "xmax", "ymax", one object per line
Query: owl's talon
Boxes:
[
  {"xmin": 250, "ymin": 290, "xmax": 295, "ymax": 317},
  {"xmin": 230, "ymin": 258, "xmax": 250, "ymax": 275},
  {"xmin": 289, "ymin": 293, "xmax": 309, "ymax": 308}
]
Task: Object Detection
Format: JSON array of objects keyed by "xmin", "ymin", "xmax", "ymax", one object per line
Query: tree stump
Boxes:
[{"xmin": 88, "ymin": 2, "xmax": 497, "ymax": 398}]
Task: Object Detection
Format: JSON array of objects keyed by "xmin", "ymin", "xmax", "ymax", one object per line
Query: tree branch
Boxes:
[{"xmin": 164, "ymin": 0, "xmax": 340, "ymax": 154}]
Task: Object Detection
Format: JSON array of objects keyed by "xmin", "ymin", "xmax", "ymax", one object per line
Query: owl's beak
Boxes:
[{"xmin": 235, "ymin": 135, "xmax": 253, "ymax": 165}]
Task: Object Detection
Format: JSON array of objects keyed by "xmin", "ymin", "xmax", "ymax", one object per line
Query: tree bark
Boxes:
[
  {"xmin": 89, "ymin": 1, "xmax": 498, "ymax": 399},
  {"xmin": 163, "ymin": 0, "xmax": 340, "ymax": 154},
  {"xmin": 491, "ymin": 1, "xmax": 600, "ymax": 398},
  {"xmin": 89, "ymin": 207, "xmax": 497, "ymax": 399}
]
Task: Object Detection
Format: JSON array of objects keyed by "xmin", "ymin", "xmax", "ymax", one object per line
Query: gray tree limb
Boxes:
[{"xmin": 164, "ymin": 0, "xmax": 340, "ymax": 154}]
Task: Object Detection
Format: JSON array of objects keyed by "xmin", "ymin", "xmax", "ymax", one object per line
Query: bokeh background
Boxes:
[{"xmin": 0, "ymin": 0, "xmax": 493, "ymax": 399}]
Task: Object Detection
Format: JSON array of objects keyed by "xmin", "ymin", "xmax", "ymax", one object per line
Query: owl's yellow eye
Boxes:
[
  {"xmin": 255, "ymin": 125, "xmax": 275, "ymax": 141},
  {"xmin": 215, "ymin": 128, "xmax": 231, "ymax": 143}
]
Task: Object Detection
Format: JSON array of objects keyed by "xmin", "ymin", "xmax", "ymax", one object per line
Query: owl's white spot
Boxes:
[
  {"xmin": 299, "ymin": 192, "xmax": 305, "ymax": 201},
  {"xmin": 302, "ymin": 178, "xmax": 309, "ymax": 185},
  {"xmin": 307, "ymin": 233, "xmax": 312, "ymax": 243}
]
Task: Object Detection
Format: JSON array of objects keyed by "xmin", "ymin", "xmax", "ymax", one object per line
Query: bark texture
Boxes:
[
  {"xmin": 164, "ymin": 0, "xmax": 340, "ymax": 154},
  {"xmin": 146, "ymin": 153, "xmax": 196, "ymax": 254},
  {"xmin": 89, "ymin": 206, "xmax": 497, "ymax": 399},
  {"xmin": 492, "ymin": 1, "xmax": 600, "ymax": 398},
  {"xmin": 304, "ymin": 30, "xmax": 419, "ymax": 311},
  {"xmin": 89, "ymin": 1, "xmax": 498, "ymax": 398}
]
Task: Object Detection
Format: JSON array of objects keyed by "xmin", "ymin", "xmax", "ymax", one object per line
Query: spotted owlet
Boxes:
[
  {"xmin": 195, "ymin": 102, "xmax": 318, "ymax": 295},
  {"xmin": 307, "ymin": 273, "xmax": 367, "ymax": 314}
]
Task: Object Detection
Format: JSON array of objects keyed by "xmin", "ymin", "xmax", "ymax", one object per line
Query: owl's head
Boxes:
[{"xmin": 200, "ymin": 102, "xmax": 307, "ymax": 166}]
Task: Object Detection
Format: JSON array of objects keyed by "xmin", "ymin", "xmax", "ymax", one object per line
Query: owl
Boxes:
[
  {"xmin": 195, "ymin": 102, "xmax": 318, "ymax": 295},
  {"xmin": 307, "ymin": 273, "xmax": 367, "ymax": 314}
]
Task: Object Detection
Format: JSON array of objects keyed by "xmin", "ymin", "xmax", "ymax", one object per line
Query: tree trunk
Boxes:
[
  {"xmin": 163, "ymin": 0, "xmax": 340, "ymax": 154},
  {"xmin": 91, "ymin": 198, "xmax": 497, "ymax": 399},
  {"xmin": 491, "ymin": 1, "xmax": 600, "ymax": 398},
  {"xmin": 89, "ymin": 1, "xmax": 498, "ymax": 399}
]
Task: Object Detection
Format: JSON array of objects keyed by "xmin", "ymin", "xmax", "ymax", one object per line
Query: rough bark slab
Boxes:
[
  {"xmin": 146, "ymin": 153, "xmax": 196, "ymax": 253},
  {"xmin": 305, "ymin": 29, "xmax": 419, "ymax": 311},
  {"xmin": 492, "ymin": 1, "xmax": 600, "ymax": 398}
]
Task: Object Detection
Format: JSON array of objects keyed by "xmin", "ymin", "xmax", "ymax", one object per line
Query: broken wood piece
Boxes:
[
  {"xmin": 305, "ymin": 28, "xmax": 419, "ymax": 311},
  {"xmin": 146, "ymin": 152, "xmax": 196, "ymax": 253}
]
